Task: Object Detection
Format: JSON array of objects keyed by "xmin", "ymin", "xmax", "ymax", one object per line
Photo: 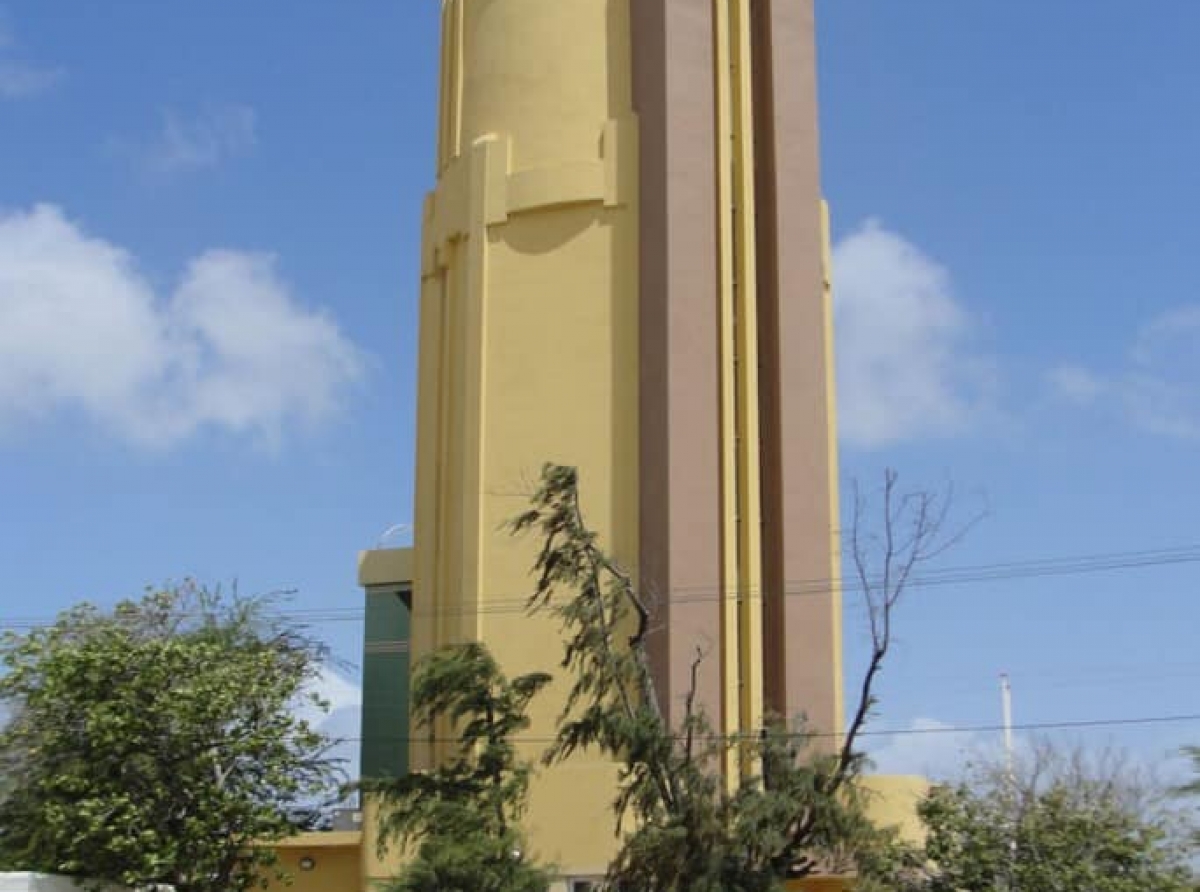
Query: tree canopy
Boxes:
[
  {"xmin": 1178, "ymin": 745, "xmax": 1200, "ymax": 849},
  {"xmin": 889, "ymin": 744, "xmax": 1195, "ymax": 892},
  {"xmin": 0, "ymin": 583, "xmax": 341, "ymax": 892}
]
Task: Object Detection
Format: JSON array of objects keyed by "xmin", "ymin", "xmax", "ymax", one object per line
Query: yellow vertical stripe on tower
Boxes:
[
  {"xmin": 715, "ymin": 0, "xmax": 766, "ymax": 781},
  {"xmin": 461, "ymin": 136, "xmax": 502, "ymax": 647},
  {"xmin": 819, "ymin": 199, "xmax": 846, "ymax": 737},
  {"xmin": 431, "ymin": 248, "xmax": 458, "ymax": 767},
  {"xmin": 448, "ymin": 0, "xmax": 464, "ymax": 164},
  {"xmin": 432, "ymin": 269, "xmax": 450, "ymax": 656},
  {"xmin": 436, "ymin": 2, "xmax": 449, "ymax": 171},
  {"xmin": 438, "ymin": 246, "xmax": 463, "ymax": 661},
  {"xmin": 712, "ymin": 0, "xmax": 741, "ymax": 787},
  {"xmin": 436, "ymin": 0, "xmax": 464, "ymax": 173},
  {"xmin": 730, "ymin": 0, "xmax": 764, "ymax": 753},
  {"xmin": 412, "ymin": 242, "xmax": 444, "ymax": 772}
]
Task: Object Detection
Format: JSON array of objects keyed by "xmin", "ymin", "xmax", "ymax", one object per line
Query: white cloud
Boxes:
[
  {"xmin": 1049, "ymin": 305, "xmax": 1200, "ymax": 440},
  {"xmin": 296, "ymin": 665, "xmax": 363, "ymax": 727},
  {"xmin": 0, "ymin": 204, "xmax": 365, "ymax": 447},
  {"xmin": 297, "ymin": 667, "xmax": 363, "ymax": 783},
  {"xmin": 865, "ymin": 717, "xmax": 1028, "ymax": 781},
  {"xmin": 833, "ymin": 220, "xmax": 990, "ymax": 449},
  {"xmin": 115, "ymin": 103, "xmax": 259, "ymax": 174},
  {"xmin": 866, "ymin": 717, "xmax": 986, "ymax": 777}
]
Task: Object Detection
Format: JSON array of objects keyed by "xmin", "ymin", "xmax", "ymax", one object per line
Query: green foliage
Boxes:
[
  {"xmin": 511, "ymin": 464, "xmax": 895, "ymax": 892},
  {"xmin": 1178, "ymin": 745, "xmax": 1200, "ymax": 848},
  {"xmin": 364, "ymin": 642, "xmax": 554, "ymax": 892},
  {"xmin": 0, "ymin": 583, "xmax": 340, "ymax": 892},
  {"xmin": 889, "ymin": 746, "xmax": 1195, "ymax": 892},
  {"xmin": 1181, "ymin": 745, "xmax": 1200, "ymax": 797}
]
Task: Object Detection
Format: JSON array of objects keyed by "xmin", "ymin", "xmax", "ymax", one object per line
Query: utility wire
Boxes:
[
  {"xmin": 0, "ymin": 541, "xmax": 1197, "ymax": 630},
  {"xmin": 332, "ymin": 711, "xmax": 1200, "ymax": 746}
]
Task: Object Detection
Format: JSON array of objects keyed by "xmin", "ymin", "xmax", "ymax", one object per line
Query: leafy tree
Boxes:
[
  {"xmin": 891, "ymin": 743, "xmax": 1195, "ymax": 892},
  {"xmin": 365, "ymin": 642, "xmax": 554, "ymax": 892},
  {"xmin": 0, "ymin": 583, "xmax": 341, "ymax": 892},
  {"xmin": 1184, "ymin": 746, "xmax": 1200, "ymax": 792},
  {"xmin": 509, "ymin": 464, "xmax": 944, "ymax": 891},
  {"xmin": 1178, "ymin": 745, "xmax": 1200, "ymax": 847}
]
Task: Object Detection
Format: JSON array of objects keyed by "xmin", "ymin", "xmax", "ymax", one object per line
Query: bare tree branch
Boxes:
[{"xmin": 836, "ymin": 469, "xmax": 979, "ymax": 784}]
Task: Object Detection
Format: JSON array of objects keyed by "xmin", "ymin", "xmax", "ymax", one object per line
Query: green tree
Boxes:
[
  {"xmin": 510, "ymin": 464, "xmax": 941, "ymax": 892},
  {"xmin": 893, "ymin": 744, "xmax": 1195, "ymax": 892},
  {"xmin": 1178, "ymin": 745, "xmax": 1200, "ymax": 847},
  {"xmin": 1184, "ymin": 746, "xmax": 1200, "ymax": 792},
  {"xmin": 0, "ymin": 583, "xmax": 340, "ymax": 892},
  {"xmin": 365, "ymin": 642, "xmax": 554, "ymax": 892}
]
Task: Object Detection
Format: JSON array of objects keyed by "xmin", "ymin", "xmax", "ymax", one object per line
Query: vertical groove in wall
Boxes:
[
  {"xmin": 631, "ymin": 0, "xmax": 672, "ymax": 716},
  {"xmin": 749, "ymin": 0, "xmax": 787, "ymax": 720},
  {"xmin": 713, "ymin": 0, "xmax": 741, "ymax": 784}
]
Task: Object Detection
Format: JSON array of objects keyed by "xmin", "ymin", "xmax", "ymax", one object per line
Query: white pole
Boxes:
[
  {"xmin": 1000, "ymin": 673, "xmax": 1019, "ymax": 878},
  {"xmin": 1001, "ymin": 673, "xmax": 1014, "ymax": 776}
]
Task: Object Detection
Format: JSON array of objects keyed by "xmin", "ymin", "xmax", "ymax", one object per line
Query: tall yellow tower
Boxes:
[{"xmin": 410, "ymin": 0, "xmax": 842, "ymax": 881}]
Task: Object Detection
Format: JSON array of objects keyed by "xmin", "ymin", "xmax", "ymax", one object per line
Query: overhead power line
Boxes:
[
  {"xmin": 331, "ymin": 711, "xmax": 1200, "ymax": 747},
  {"xmin": 1, "ymin": 541, "xmax": 1198, "ymax": 631}
]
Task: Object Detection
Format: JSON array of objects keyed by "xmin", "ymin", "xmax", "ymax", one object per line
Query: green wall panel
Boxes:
[{"xmin": 360, "ymin": 585, "xmax": 410, "ymax": 780}]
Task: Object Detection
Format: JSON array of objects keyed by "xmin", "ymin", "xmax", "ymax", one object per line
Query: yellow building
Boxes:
[
  {"xmin": 407, "ymin": 0, "xmax": 842, "ymax": 882},
  {"xmin": 268, "ymin": 2, "xmax": 923, "ymax": 890}
]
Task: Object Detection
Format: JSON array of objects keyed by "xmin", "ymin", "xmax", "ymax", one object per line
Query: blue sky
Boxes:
[{"xmin": 0, "ymin": 1, "xmax": 1197, "ymax": 780}]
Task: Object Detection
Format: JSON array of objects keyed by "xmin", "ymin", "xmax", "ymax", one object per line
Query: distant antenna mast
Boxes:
[{"xmin": 1000, "ymin": 673, "xmax": 1015, "ymax": 775}]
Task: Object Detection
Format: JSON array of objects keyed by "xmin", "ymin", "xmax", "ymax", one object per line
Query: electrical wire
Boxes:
[
  {"xmin": 4, "ymin": 540, "xmax": 1195, "ymax": 630},
  {"xmin": 329, "ymin": 710, "xmax": 1200, "ymax": 746}
]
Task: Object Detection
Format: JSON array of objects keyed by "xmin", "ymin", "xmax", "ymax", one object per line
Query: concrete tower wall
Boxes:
[
  {"xmin": 410, "ymin": 0, "xmax": 841, "ymax": 876},
  {"xmin": 413, "ymin": 0, "xmax": 639, "ymax": 875},
  {"xmin": 632, "ymin": 0, "xmax": 843, "ymax": 743}
]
